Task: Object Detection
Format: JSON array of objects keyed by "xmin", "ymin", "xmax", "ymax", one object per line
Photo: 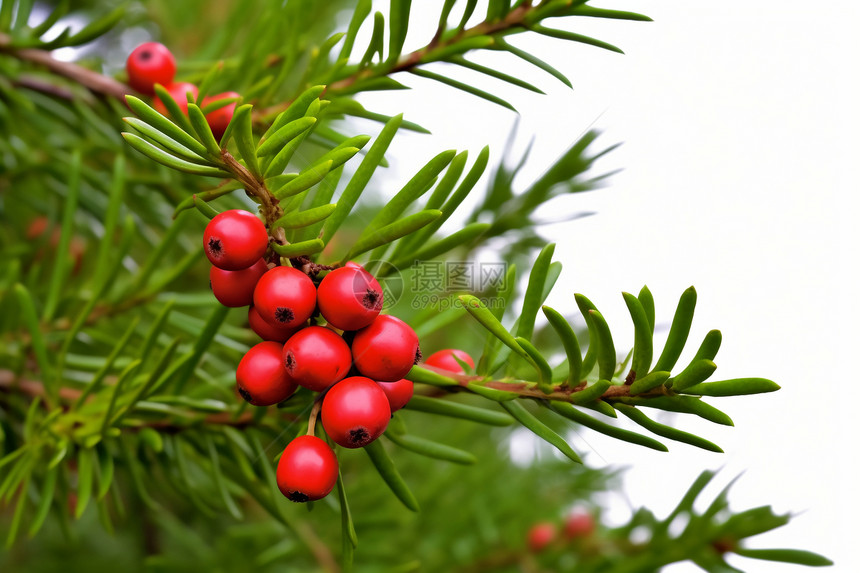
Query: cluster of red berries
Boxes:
[
  {"xmin": 527, "ymin": 511, "xmax": 596, "ymax": 553},
  {"xmin": 126, "ymin": 42, "xmax": 238, "ymax": 139},
  {"xmin": 201, "ymin": 210, "xmax": 474, "ymax": 503}
]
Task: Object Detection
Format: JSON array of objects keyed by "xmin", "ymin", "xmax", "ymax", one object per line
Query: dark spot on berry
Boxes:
[
  {"xmin": 274, "ymin": 307, "xmax": 294, "ymax": 324},
  {"xmin": 414, "ymin": 345, "xmax": 422, "ymax": 365},
  {"xmin": 362, "ymin": 288, "xmax": 382, "ymax": 311},
  {"xmin": 139, "ymin": 50, "xmax": 152, "ymax": 61},
  {"xmin": 348, "ymin": 428, "xmax": 369, "ymax": 446},
  {"xmin": 208, "ymin": 237, "xmax": 222, "ymax": 255},
  {"xmin": 238, "ymin": 386, "xmax": 254, "ymax": 404},
  {"xmin": 284, "ymin": 351, "xmax": 296, "ymax": 373},
  {"xmin": 287, "ymin": 491, "xmax": 309, "ymax": 503}
]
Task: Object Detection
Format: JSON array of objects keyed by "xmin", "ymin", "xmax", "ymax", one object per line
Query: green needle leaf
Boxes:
[
  {"xmin": 732, "ymin": 548, "xmax": 833, "ymax": 567},
  {"xmin": 449, "ymin": 55, "xmax": 545, "ymax": 93},
  {"xmin": 14, "ymin": 284, "xmax": 54, "ymax": 403},
  {"xmin": 123, "ymin": 117, "xmax": 216, "ymax": 164},
  {"xmin": 638, "ymin": 285, "xmax": 656, "ymax": 334},
  {"xmin": 542, "ymin": 306, "xmax": 582, "ymax": 388},
  {"xmin": 257, "ymin": 117, "xmax": 317, "ymax": 157},
  {"xmin": 500, "ymin": 401, "xmax": 582, "ymax": 464},
  {"xmin": 271, "ymin": 239, "xmax": 325, "ymax": 258},
  {"xmin": 75, "ymin": 447, "xmax": 95, "ymax": 519},
  {"xmin": 653, "ymin": 286, "xmax": 697, "ymax": 373},
  {"xmin": 530, "ymin": 25, "xmax": 624, "ymax": 54},
  {"xmin": 205, "ymin": 434, "xmax": 243, "ymax": 520},
  {"xmin": 515, "ymin": 337, "xmax": 553, "ymax": 394},
  {"xmin": 460, "ymin": 295, "xmax": 531, "ymax": 362},
  {"xmin": 588, "ymin": 310, "xmax": 617, "ymax": 382},
  {"xmin": 391, "ymin": 222, "xmax": 490, "ymax": 268},
  {"xmin": 125, "ymin": 96, "xmax": 209, "ymax": 157},
  {"xmin": 42, "ymin": 149, "xmax": 80, "ymax": 321},
  {"xmin": 575, "ymin": 294, "xmax": 599, "ymax": 377},
  {"xmin": 232, "ymin": 104, "xmax": 260, "ymax": 178},
  {"xmin": 570, "ymin": 380, "xmax": 610, "ymax": 405},
  {"xmin": 623, "ymin": 292, "xmax": 654, "ymax": 380},
  {"xmin": 406, "ymin": 366, "xmax": 459, "ymax": 388},
  {"xmin": 339, "ymin": 0, "xmax": 372, "ymax": 59},
  {"xmin": 28, "ymin": 465, "xmax": 58, "ymax": 538},
  {"xmin": 518, "ymin": 243, "xmax": 555, "ymax": 340},
  {"xmin": 410, "ymin": 68, "xmax": 516, "ymax": 111},
  {"xmin": 627, "ymin": 371, "xmax": 671, "ymax": 396},
  {"xmin": 404, "ymin": 395, "xmax": 513, "ymax": 426},
  {"xmin": 275, "ymin": 203, "xmax": 337, "ymax": 229},
  {"xmin": 681, "ymin": 378, "xmax": 780, "ymax": 397},
  {"xmin": 152, "ymin": 84, "xmax": 195, "ymax": 133},
  {"xmin": 343, "ymin": 210, "xmax": 441, "ymax": 262},
  {"xmin": 385, "ymin": 432, "xmax": 476, "ymax": 465},
  {"xmin": 549, "ymin": 402, "xmax": 667, "ymax": 452},
  {"xmin": 669, "ymin": 359, "xmax": 718, "ymax": 391},
  {"xmin": 363, "ymin": 440, "xmax": 419, "ymax": 512},
  {"xmin": 122, "ymin": 133, "xmax": 229, "ymax": 177},
  {"xmin": 274, "ymin": 160, "xmax": 333, "ymax": 199},
  {"xmin": 187, "ymin": 103, "xmax": 222, "ymax": 155},
  {"xmin": 323, "ymin": 114, "xmax": 402, "ymax": 243},
  {"xmin": 494, "ymin": 38, "xmax": 572, "ymax": 88},
  {"xmin": 616, "ymin": 404, "xmax": 723, "ymax": 452}
]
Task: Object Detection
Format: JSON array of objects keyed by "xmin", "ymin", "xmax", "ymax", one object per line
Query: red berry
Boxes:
[
  {"xmin": 248, "ymin": 306, "xmax": 301, "ymax": 342},
  {"xmin": 153, "ymin": 82, "xmax": 199, "ymax": 116},
  {"xmin": 126, "ymin": 42, "xmax": 176, "ymax": 95},
  {"xmin": 253, "ymin": 266, "xmax": 317, "ymax": 329},
  {"xmin": 202, "ymin": 91, "xmax": 240, "ymax": 141},
  {"xmin": 527, "ymin": 522, "xmax": 557, "ymax": 552},
  {"xmin": 424, "ymin": 349, "xmax": 475, "ymax": 373},
  {"xmin": 563, "ymin": 511, "xmax": 595, "ymax": 539},
  {"xmin": 351, "ymin": 315, "xmax": 420, "ymax": 382},
  {"xmin": 276, "ymin": 435, "xmax": 338, "ymax": 502},
  {"xmin": 236, "ymin": 341, "xmax": 298, "ymax": 406},
  {"xmin": 282, "ymin": 326, "xmax": 351, "ymax": 392},
  {"xmin": 209, "ymin": 259, "xmax": 267, "ymax": 307},
  {"xmin": 321, "ymin": 376, "xmax": 390, "ymax": 448},
  {"xmin": 317, "ymin": 266, "xmax": 383, "ymax": 331},
  {"xmin": 203, "ymin": 209, "xmax": 269, "ymax": 270},
  {"xmin": 376, "ymin": 379, "xmax": 413, "ymax": 412}
]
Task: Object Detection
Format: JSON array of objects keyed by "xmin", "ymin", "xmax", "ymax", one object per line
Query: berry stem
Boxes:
[{"xmin": 307, "ymin": 396, "xmax": 323, "ymax": 436}]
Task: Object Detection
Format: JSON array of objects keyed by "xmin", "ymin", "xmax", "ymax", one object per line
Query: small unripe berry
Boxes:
[
  {"xmin": 203, "ymin": 209, "xmax": 269, "ymax": 270},
  {"xmin": 253, "ymin": 266, "xmax": 317, "ymax": 329},
  {"xmin": 424, "ymin": 349, "xmax": 475, "ymax": 373},
  {"xmin": 276, "ymin": 435, "xmax": 338, "ymax": 502},
  {"xmin": 202, "ymin": 91, "xmax": 240, "ymax": 141},
  {"xmin": 248, "ymin": 306, "xmax": 300, "ymax": 342},
  {"xmin": 527, "ymin": 522, "xmax": 557, "ymax": 553},
  {"xmin": 236, "ymin": 342, "xmax": 298, "ymax": 406},
  {"xmin": 282, "ymin": 326, "xmax": 352, "ymax": 392},
  {"xmin": 153, "ymin": 82, "xmax": 199, "ymax": 116},
  {"xmin": 321, "ymin": 376, "xmax": 390, "ymax": 448},
  {"xmin": 126, "ymin": 42, "xmax": 176, "ymax": 95},
  {"xmin": 376, "ymin": 379, "xmax": 413, "ymax": 412},
  {"xmin": 209, "ymin": 259, "xmax": 267, "ymax": 307},
  {"xmin": 563, "ymin": 511, "xmax": 595, "ymax": 539},
  {"xmin": 317, "ymin": 266, "xmax": 383, "ymax": 330},
  {"xmin": 351, "ymin": 315, "xmax": 420, "ymax": 382}
]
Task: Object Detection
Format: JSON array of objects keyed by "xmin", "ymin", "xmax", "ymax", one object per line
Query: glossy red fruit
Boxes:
[
  {"xmin": 126, "ymin": 42, "xmax": 176, "ymax": 95},
  {"xmin": 209, "ymin": 259, "xmax": 267, "ymax": 307},
  {"xmin": 248, "ymin": 306, "xmax": 301, "ymax": 342},
  {"xmin": 527, "ymin": 522, "xmax": 557, "ymax": 553},
  {"xmin": 351, "ymin": 315, "xmax": 420, "ymax": 382},
  {"xmin": 202, "ymin": 91, "xmax": 240, "ymax": 141},
  {"xmin": 321, "ymin": 377, "xmax": 390, "ymax": 448},
  {"xmin": 424, "ymin": 348, "xmax": 475, "ymax": 373},
  {"xmin": 153, "ymin": 82, "xmax": 199, "ymax": 116},
  {"xmin": 282, "ymin": 326, "xmax": 351, "ymax": 392},
  {"xmin": 276, "ymin": 435, "xmax": 338, "ymax": 502},
  {"xmin": 236, "ymin": 341, "xmax": 298, "ymax": 406},
  {"xmin": 317, "ymin": 266, "xmax": 383, "ymax": 331},
  {"xmin": 376, "ymin": 379, "xmax": 413, "ymax": 412},
  {"xmin": 203, "ymin": 209, "xmax": 269, "ymax": 270},
  {"xmin": 253, "ymin": 266, "xmax": 317, "ymax": 329},
  {"xmin": 563, "ymin": 511, "xmax": 595, "ymax": 539}
]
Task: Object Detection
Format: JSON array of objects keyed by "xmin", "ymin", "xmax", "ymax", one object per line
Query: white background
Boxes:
[{"xmin": 358, "ymin": 1, "xmax": 860, "ymax": 570}]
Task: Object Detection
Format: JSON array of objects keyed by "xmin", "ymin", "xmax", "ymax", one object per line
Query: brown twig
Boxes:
[{"xmin": 0, "ymin": 32, "xmax": 131, "ymax": 101}]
